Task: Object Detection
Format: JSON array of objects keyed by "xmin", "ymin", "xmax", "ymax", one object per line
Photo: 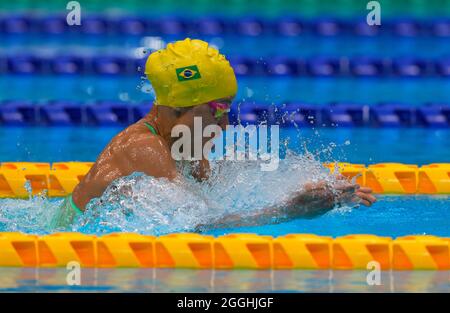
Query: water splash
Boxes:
[
  {"xmin": 0, "ymin": 149, "xmax": 348, "ymax": 235},
  {"xmin": 0, "ymin": 188, "xmax": 59, "ymax": 234},
  {"xmin": 73, "ymin": 151, "xmax": 340, "ymax": 235},
  {"xmin": 0, "ymin": 103, "xmax": 358, "ymax": 236}
]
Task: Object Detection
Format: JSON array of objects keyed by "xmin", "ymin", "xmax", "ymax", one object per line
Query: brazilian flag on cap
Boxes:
[{"xmin": 176, "ymin": 65, "xmax": 201, "ymax": 82}]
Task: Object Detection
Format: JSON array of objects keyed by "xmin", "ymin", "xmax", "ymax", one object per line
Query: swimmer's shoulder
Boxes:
[
  {"xmin": 95, "ymin": 121, "xmax": 177, "ymax": 180},
  {"xmin": 124, "ymin": 122, "xmax": 173, "ymax": 158},
  {"xmin": 101, "ymin": 122, "xmax": 165, "ymax": 158},
  {"xmin": 125, "ymin": 123, "xmax": 177, "ymax": 178}
]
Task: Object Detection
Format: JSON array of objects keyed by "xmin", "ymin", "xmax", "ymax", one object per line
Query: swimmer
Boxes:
[{"xmin": 51, "ymin": 38, "xmax": 376, "ymax": 229}]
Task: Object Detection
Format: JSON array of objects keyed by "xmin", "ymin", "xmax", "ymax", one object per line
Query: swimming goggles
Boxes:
[{"xmin": 208, "ymin": 101, "xmax": 232, "ymax": 119}]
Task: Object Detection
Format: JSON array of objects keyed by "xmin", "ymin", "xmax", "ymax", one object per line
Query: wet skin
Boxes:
[
  {"xmin": 72, "ymin": 99, "xmax": 230, "ymax": 210},
  {"xmin": 72, "ymin": 98, "xmax": 376, "ymax": 228}
]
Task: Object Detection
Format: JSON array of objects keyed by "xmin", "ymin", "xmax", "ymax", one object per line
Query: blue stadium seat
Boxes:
[
  {"xmin": 133, "ymin": 104, "xmax": 152, "ymax": 122},
  {"xmin": 390, "ymin": 19, "xmax": 422, "ymax": 37},
  {"xmin": 370, "ymin": 104, "xmax": 415, "ymax": 127},
  {"xmin": 64, "ymin": 104, "xmax": 85, "ymax": 125},
  {"xmin": 0, "ymin": 55, "xmax": 6, "ymax": 73},
  {"xmin": 307, "ymin": 57, "xmax": 341, "ymax": 77},
  {"xmin": 431, "ymin": 19, "xmax": 450, "ymax": 37},
  {"xmin": 275, "ymin": 17, "xmax": 305, "ymax": 36},
  {"xmin": 229, "ymin": 57, "xmax": 263, "ymax": 76},
  {"xmin": 86, "ymin": 104, "xmax": 122, "ymax": 126},
  {"xmin": 322, "ymin": 104, "xmax": 365, "ymax": 127},
  {"xmin": 115, "ymin": 17, "xmax": 148, "ymax": 36},
  {"xmin": 39, "ymin": 101, "xmax": 74, "ymax": 126},
  {"xmin": 4, "ymin": 15, "xmax": 450, "ymax": 39},
  {"xmin": 442, "ymin": 106, "xmax": 450, "ymax": 122},
  {"xmin": 274, "ymin": 105, "xmax": 297, "ymax": 126},
  {"xmin": 92, "ymin": 56, "xmax": 129, "ymax": 75},
  {"xmin": 50, "ymin": 56, "xmax": 86, "ymax": 75},
  {"xmin": 392, "ymin": 58, "xmax": 428, "ymax": 77},
  {"xmin": 313, "ymin": 18, "xmax": 342, "ymax": 36},
  {"xmin": 278, "ymin": 104, "xmax": 319, "ymax": 126},
  {"xmin": 436, "ymin": 58, "xmax": 450, "ymax": 76},
  {"xmin": 0, "ymin": 101, "xmax": 26, "ymax": 125},
  {"xmin": 195, "ymin": 17, "xmax": 226, "ymax": 35},
  {"xmin": 81, "ymin": 16, "xmax": 109, "ymax": 35},
  {"xmin": 235, "ymin": 18, "xmax": 266, "ymax": 36},
  {"xmin": 1, "ymin": 101, "xmax": 447, "ymax": 128},
  {"xmin": 266, "ymin": 58, "xmax": 304, "ymax": 76},
  {"xmin": 108, "ymin": 102, "xmax": 133, "ymax": 124},
  {"xmin": 352, "ymin": 20, "xmax": 381, "ymax": 36},
  {"xmin": 38, "ymin": 15, "xmax": 68, "ymax": 34},
  {"xmin": 0, "ymin": 100, "xmax": 36, "ymax": 125},
  {"xmin": 158, "ymin": 17, "xmax": 187, "ymax": 35},
  {"xmin": 350, "ymin": 57, "xmax": 386, "ymax": 77},
  {"xmin": 7, "ymin": 55, "xmax": 43, "ymax": 74},
  {"xmin": 298, "ymin": 105, "xmax": 322, "ymax": 126},
  {"xmin": 0, "ymin": 108, "xmax": 25, "ymax": 125},
  {"xmin": 1, "ymin": 15, "xmax": 32, "ymax": 34},
  {"xmin": 417, "ymin": 104, "xmax": 449, "ymax": 127},
  {"xmin": 253, "ymin": 105, "xmax": 276, "ymax": 124}
]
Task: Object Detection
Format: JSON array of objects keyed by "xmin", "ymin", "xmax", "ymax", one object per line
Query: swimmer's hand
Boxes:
[
  {"xmin": 291, "ymin": 179, "xmax": 376, "ymax": 218},
  {"xmin": 286, "ymin": 180, "xmax": 354, "ymax": 218},
  {"xmin": 354, "ymin": 186, "xmax": 377, "ymax": 206},
  {"xmin": 333, "ymin": 175, "xmax": 377, "ymax": 207}
]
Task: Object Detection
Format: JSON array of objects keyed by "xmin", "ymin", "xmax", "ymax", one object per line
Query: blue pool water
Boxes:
[
  {"xmin": 4, "ymin": 35, "xmax": 450, "ymax": 58},
  {"xmin": 1, "ymin": 127, "xmax": 449, "ymax": 164},
  {"xmin": 3, "ymin": 76, "xmax": 450, "ymax": 104},
  {"xmin": 0, "ymin": 127, "xmax": 449, "ymax": 238},
  {"xmin": 208, "ymin": 196, "xmax": 450, "ymax": 238}
]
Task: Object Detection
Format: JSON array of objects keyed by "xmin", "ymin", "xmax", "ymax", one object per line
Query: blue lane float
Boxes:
[
  {"xmin": 369, "ymin": 105, "xmax": 416, "ymax": 127},
  {"xmin": 3, "ymin": 54, "xmax": 450, "ymax": 77},
  {"xmin": 349, "ymin": 57, "xmax": 387, "ymax": 77},
  {"xmin": 0, "ymin": 101, "xmax": 449, "ymax": 128},
  {"xmin": 2, "ymin": 15, "xmax": 450, "ymax": 37}
]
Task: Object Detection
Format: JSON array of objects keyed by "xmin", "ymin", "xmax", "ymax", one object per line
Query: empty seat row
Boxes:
[
  {"xmin": 0, "ymin": 101, "xmax": 448, "ymax": 127},
  {"xmin": 1, "ymin": 15, "xmax": 450, "ymax": 37},
  {"xmin": 1, "ymin": 54, "xmax": 450, "ymax": 77}
]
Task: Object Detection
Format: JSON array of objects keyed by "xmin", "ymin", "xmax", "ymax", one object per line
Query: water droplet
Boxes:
[{"xmin": 119, "ymin": 92, "xmax": 129, "ymax": 101}]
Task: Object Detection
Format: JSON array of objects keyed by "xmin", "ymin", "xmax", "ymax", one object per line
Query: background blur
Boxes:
[{"xmin": 1, "ymin": 0, "xmax": 450, "ymax": 163}]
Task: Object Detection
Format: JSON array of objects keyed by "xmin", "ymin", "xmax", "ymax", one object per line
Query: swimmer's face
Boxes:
[
  {"xmin": 172, "ymin": 96, "xmax": 233, "ymax": 147},
  {"xmin": 173, "ymin": 96, "xmax": 233, "ymax": 131}
]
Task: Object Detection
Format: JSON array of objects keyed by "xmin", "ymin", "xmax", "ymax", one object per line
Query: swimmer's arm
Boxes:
[{"xmin": 195, "ymin": 181, "xmax": 367, "ymax": 231}]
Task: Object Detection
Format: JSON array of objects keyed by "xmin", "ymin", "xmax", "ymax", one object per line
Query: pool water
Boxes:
[
  {"xmin": 5, "ymin": 35, "xmax": 450, "ymax": 58},
  {"xmin": 0, "ymin": 268, "xmax": 449, "ymax": 292},
  {"xmin": 3, "ymin": 76, "xmax": 450, "ymax": 105},
  {"xmin": 208, "ymin": 196, "xmax": 450, "ymax": 238},
  {"xmin": 1, "ymin": 127, "xmax": 449, "ymax": 164},
  {"xmin": 0, "ymin": 128, "xmax": 449, "ymax": 237}
]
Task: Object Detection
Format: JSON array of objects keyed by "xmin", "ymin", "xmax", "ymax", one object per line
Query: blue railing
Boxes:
[
  {"xmin": 0, "ymin": 100, "xmax": 448, "ymax": 128},
  {"xmin": 1, "ymin": 15, "xmax": 450, "ymax": 37},
  {"xmin": 1, "ymin": 54, "xmax": 450, "ymax": 77}
]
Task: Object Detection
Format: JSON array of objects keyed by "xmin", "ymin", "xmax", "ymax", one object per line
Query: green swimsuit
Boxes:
[
  {"xmin": 143, "ymin": 121, "xmax": 158, "ymax": 135},
  {"xmin": 50, "ymin": 194, "xmax": 83, "ymax": 229},
  {"xmin": 50, "ymin": 121, "xmax": 158, "ymax": 229}
]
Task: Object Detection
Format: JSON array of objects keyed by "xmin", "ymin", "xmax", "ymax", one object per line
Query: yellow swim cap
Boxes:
[{"xmin": 145, "ymin": 38, "xmax": 237, "ymax": 108}]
